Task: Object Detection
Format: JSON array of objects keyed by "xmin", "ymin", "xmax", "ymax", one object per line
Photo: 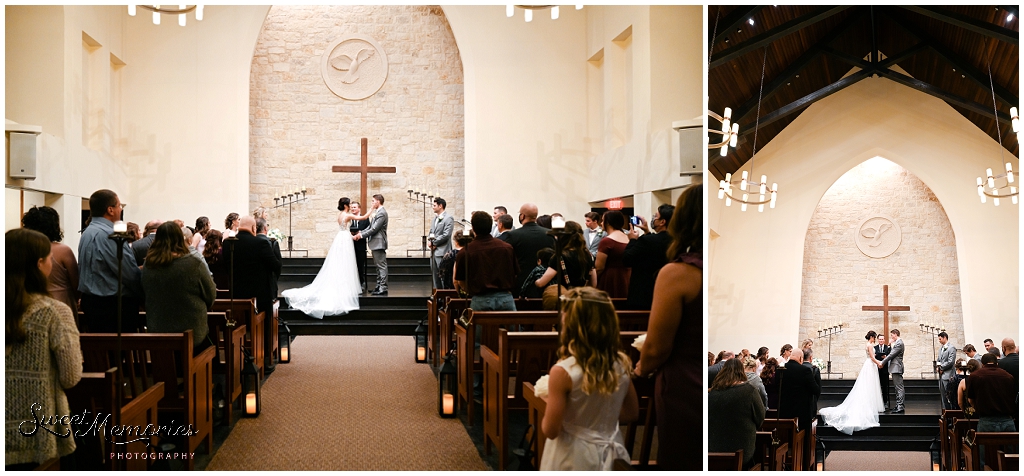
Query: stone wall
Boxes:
[
  {"xmin": 249, "ymin": 5, "xmax": 464, "ymax": 256},
  {"xmin": 799, "ymin": 158, "xmax": 965, "ymax": 378}
]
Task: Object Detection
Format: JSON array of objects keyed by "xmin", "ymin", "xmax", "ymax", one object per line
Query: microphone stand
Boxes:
[{"xmin": 107, "ymin": 225, "xmax": 134, "ymax": 449}]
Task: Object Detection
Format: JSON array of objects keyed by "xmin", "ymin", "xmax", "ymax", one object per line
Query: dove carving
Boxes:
[
  {"xmin": 331, "ymin": 47, "xmax": 376, "ymax": 84},
  {"xmin": 860, "ymin": 222, "xmax": 892, "ymax": 247}
]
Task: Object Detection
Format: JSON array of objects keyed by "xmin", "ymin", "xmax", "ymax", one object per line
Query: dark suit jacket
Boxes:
[
  {"xmin": 874, "ymin": 344, "xmax": 891, "ymax": 373},
  {"xmin": 998, "ymin": 353, "xmax": 1019, "ymax": 383},
  {"xmin": 504, "ymin": 222, "xmax": 555, "ymax": 297},
  {"xmin": 132, "ymin": 234, "xmax": 156, "ymax": 264},
  {"xmin": 779, "ymin": 360, "xmax": 820, "ymax": 430},
  {"xmin": 228, "ymin": 231, "xmax": 281, "ymax": 314},
  {"xmin": 803, "ymin": 361, "xmax": 822, "ymax": 411},
  {"xmin": 258, "ymin": 234, "xmax": 283, "ymax": 300},
  {"xmin": 708, "ymin": 360, "xmax": 726, "ymax": 387},
  {"xmin": 495, "ymin": 231, "xmax": 510, "ymax": 242},
  {"xmin": 350, "ymin": 218, "xmax": 370, "ymax": 281},
  {"xmin": 622, "ymin": 231, "xmax": 672, "ymax": 309}
]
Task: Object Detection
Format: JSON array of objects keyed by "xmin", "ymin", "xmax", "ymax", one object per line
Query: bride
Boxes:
[
  {"xmin": 817, "ymin": 330, "xmax": 885, "ymax": 435},
  {"xmin": 281, "ymin": 197, "xmax": 371, "ymax": 319}
]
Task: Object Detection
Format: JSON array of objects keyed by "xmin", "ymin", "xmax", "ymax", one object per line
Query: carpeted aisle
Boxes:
[
  {"xmin": 825, "ymin": 451, "xmax": 930, "ymax": 471},
  {"xmin": 206, "ymin": 336, "xmax": 487, "ymax": 471}
]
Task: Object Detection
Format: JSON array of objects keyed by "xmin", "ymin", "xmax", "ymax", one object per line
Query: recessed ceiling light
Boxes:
[
  {"xmin": 1008, "ymin": 13, "xmax": 1015, "ymax": 22},
  {"xmin": 737, "ymin": 28, "xmax": 742, "ymax": 33},
  {"xmin": 748, "ymin": 18, "xmax": 755, "ymax": 26},
  {"xmin": 795, "ymin": 74, "xmax": 800, "ymax": 78}
]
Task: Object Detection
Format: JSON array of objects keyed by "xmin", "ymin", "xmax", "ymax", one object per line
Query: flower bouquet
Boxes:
[
  {"xmin": 268, "ymin": 228, "xmax": 285, "ymax": 243},
  {"xmin": 632, "ymin": 333, "xmax": 647, "ymax": 351},
  {"xmin": 811, "ymin": 357, "xmax": 826, "ymax": 371},
  {"xmin": 533, "ymin": 375, "xmax": 549, "ymax": 399}
]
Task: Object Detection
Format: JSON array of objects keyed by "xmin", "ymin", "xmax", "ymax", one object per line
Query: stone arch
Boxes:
[
  {"xmin": 798, "ymin": 156, "xmax": 964, "ymax": 377},
  {"xmin": 248, "ymin": 5, "xmax": 465, "ymax": 256}
]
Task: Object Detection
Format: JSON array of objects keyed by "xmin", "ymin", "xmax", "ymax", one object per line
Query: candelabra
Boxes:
[
  {"xmin": 272, "ymin": 187, "xmax": 309, "ymax": 257},
  {"xmin": 919, "ymin": 322, "xmax": 945, "ymax": 378},
  {"xmin": 406, "ymin": 189, "xmax": 434, "ymax": 257},
  {"xmin": 816, "ymin": 322, "xmax": 844, "ymax": 379}
]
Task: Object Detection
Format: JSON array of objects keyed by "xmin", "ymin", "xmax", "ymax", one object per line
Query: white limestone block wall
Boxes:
[
  {"xmin": 249, "ymin": 5, "xmax": 464, "ymax": 256},
  {"xmin": 799, "ymin": 158, "xmax": 965, "ymax": 378}
]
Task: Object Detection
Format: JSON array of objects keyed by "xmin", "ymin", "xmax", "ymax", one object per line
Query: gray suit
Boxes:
[
  {"xmin": 362, "ymin": 207, "xmax": 389, "ymax": 291},
  {"xmin": 880, "ymin": 338, "xmax": 906, "ymax": 411},
  {"xmin": 583, "ymin": 227, "xmax": 605, "ymax": 257},
  {"xmin": 937, "ymin": 342, "xmax": 956, "ymax": 409},
  {"xmin": 429, "ymin": 212, "xmax": 454, "ymax": 289}
]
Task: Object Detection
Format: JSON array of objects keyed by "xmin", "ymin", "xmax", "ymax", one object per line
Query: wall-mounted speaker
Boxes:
[
  {"xmin": 6, "ymin": 123, "xmax": 42, "ymax": 180},
  {"xmin": 673, "ymin": 118, "xmax": 702, "ymax": 176}
]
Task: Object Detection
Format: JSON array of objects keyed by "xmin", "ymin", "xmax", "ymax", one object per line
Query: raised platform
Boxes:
[
  {"xmin": 815, "ymin": 379, "xmax": 941, "ymax": 454},
  {"xmin": 277, "ymin": 257, "xmax": 432, "ymax": 336}
]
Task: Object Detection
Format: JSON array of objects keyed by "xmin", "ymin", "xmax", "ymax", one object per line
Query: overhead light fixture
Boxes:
[
  {"xmin": 128, "ymin": 5, "xmax": 204, "ymax": 26},
  {"xmin": 525, "ymin": 9, "xmax": 532, "ymax": 22},
  {"xmin": 506, "ymin": 5, "xmax": 579, "ymax": 22},
  {"xmin": 708, "ymin": 107, "xmax": 739, "ymax": 157},
  {"xmin": 506, "ymin": 5, "xmax": 514, "ymax": 17},
  {"xmin": 576, "ymin": 5, "xmax": 583, "ymax": 10},
  {"xmin": 551, "ymin": 6, "xmax": 559, "ymax": 20},
  {"xmin": 1008, "ymin": 13, "xmax": 1015, "ymax": 22},
  {"xmin": 748, "ymin": 18, "xmax": 755, "ymax": 25},
  {"xmin": 975, "ymin": 62, "xmax": 1018, "ymax": 206}
]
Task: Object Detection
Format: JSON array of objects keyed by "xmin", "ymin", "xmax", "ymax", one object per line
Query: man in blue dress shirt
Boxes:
[{"xmin": 78, "ymin": 189, "xmax": 143, "ymax": 332}]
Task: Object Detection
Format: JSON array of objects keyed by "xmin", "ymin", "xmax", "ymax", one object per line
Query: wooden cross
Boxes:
[
  {"xmin": 331, "ymin": 137, "xmax": 397, "ymax": 208},
  {"xmin": 861, "ymin": 285, "xmax": 910, "ymax": 339}
]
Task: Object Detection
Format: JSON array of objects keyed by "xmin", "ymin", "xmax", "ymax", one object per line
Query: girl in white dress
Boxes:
[
  {"xmin": 281, "ymin": 197, "xmax": 371, "ymax": 319},
  {"xmin": 817, "ymin": 330, "xmax": 885, "ymax": 434},
  {"xmin": 540, "ymin": 287, "xmax": 639, "ymax": 471}
]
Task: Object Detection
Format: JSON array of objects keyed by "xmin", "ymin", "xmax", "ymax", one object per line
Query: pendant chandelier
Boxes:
[
  {"xmin": 707, "ymin": 8, "xmax": 739, "ymax": 158},
  {"xmin": 717, "ymin": 45, "xmax": 778, "ymax": 212},
  {"xmin": 975, "ymin": 61, "xmax": 1018, "ymax": 206},
  {"xmin": 128, "ymin": 5, "xmax": 204, "ymax": 26},
  {"xmin": 506, "ymin": 5, "xmax": 582, "ymax": 22}
]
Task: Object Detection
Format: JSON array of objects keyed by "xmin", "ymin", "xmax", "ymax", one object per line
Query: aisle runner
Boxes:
[{"xmin": 206, "ymin": 336, "xmax": 487, "ymax": 470}]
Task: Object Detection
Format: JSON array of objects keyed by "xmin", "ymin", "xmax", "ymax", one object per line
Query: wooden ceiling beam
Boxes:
[
  {"xmin": 821, "ymin": 45, "xmax": 873, "ymax": 70},
  {"xmin": 879, "ymin": 69, "xmax": 1013, "ymax": 125},
  {"xmin": 738, "ymin": 70, "xmax": 872, "ymax": 138},
  {"xmin": 710, "ymin": 6, "xmax": 852, "ymax": 69},
  {"xmin": 877, "ymin": 42, "xmax": 930, "ymax": 69},
  {"xmin": 710, "ymin": 6, "xmax": 765, "ymax": 49},
  {"xmin": 899, "ymin": 6, "xmax": 1019, "ymax": 45}
]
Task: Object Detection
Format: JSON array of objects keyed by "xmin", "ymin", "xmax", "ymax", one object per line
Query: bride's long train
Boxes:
[
  {"xmin": 817, "ymin": 358, "xmax": 885, "ymax": 435},
  {"xmin": 281, "ymin": 227, "xmax": 361, "ymax": 319}
]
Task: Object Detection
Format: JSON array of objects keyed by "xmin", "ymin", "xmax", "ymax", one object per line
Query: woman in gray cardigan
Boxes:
[
  {"xmin": 142, "ymin": 222, "xmax": 216, "ymax": 355},
  {"xmin": 743, "ymin": 356, "xmax": 768, "ymax": 409}
]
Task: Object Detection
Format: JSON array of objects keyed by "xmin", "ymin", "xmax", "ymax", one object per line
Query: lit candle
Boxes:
[
  {"xmin": 417, "ymin": 347, "xmax": 426, "ymax": 362},
  {"xmin": 442, "ymin": 394, "xmax": 454, "ymax": 415},
  {"xmin": 245, "ymin": 393, "xmax": 257, "ymax": 414},
  {"xmin": 280, "ymin": 347, "xmax": 289, "ymax": 361},
  {"xmin": 113, "ymin": 221, "xmax": 128, "ymax": 233}
]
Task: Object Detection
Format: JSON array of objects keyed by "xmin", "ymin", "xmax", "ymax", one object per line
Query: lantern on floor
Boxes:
[
  {"xmin": 242, "ymin": 350, "xmax": 261, "ymax": 417},
  {"xmin": 278, "ymin": 320, "xmax": 292, "ymax": 364},
  {"xmin": 414, "ymin": 320, "xmax": 428, "ymax": 363},
  {"xmin": 438, "ymin": 351, "xmax": 457, "ymax": 418}
]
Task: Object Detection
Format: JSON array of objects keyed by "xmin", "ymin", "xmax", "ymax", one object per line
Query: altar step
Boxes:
[
  {"xmin": 281, "ymin": 256, "xmax": 432, "ymax": 285},
  {"xmin": 816, "ymin": 412, "xmax": 939, "ymax": 453},
  {"xmin": 819, "ymin": 378, "xmax": 942, "ymax": 402}
]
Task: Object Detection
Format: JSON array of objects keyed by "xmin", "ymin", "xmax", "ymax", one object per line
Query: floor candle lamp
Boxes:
[
  {"xmin": 438, "ymin": 350, "xmax": 457, "ymax": 418},
  {"xmin": 108, "ymin": 220, "xmax": 134, "ymax": 426}
]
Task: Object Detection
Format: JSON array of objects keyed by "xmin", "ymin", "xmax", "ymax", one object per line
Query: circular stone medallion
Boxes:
[
  {"xmin": 855, "ymin": 215, "xmax": 902, "ymax": 258},
  {"xmin": 321, "ymin": 35, "xmax": 389, "ymax": 100}
]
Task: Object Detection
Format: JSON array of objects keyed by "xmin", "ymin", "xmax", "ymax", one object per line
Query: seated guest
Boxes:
[
  {"xmin": 708, "ymin": 359, "xmax": 766, "ymax": 470},
  {"xmin": 743, "ymin": 356, "xmax": 768, "ymax": 409},
  {"xmin": 494, "ymin": 214, "xmax": 513, "ymax": 242},
  {"xmin": 5, "ymin": 229, "xmax": 83, "ymax": 470},
  {"xmin": 142, "ymin": 222, "xmax": 216, "ymax": 355},
  {"xmin": 761, "ymin": 358, "xmax": 781, "ymax": 409},
  {"xmin": 223, "ymin": 212, "xmax": 240, "ymax": 238},
  {"xmin": 519, "ymin": 247, "xmax": 555, "ymax": 299},
  {"xmin": 203, "ymin": 230, "xmax": 229, "ymax": 290},
  {"xmin": 132, "ymin": 219, "xmax": 162, "ymax": 264},
  {"xmin": 531, "ymin": 222, "xmax": 596, "ymax": 309},
  {"xmin": 191, "ymin": 216, "xmax": 211, "ymax": 254},
  {"xmin": 595, "ymin": 211, "xmax": 630, "ymax": 299},
  {"xmin": 21, "ymin": 206, "xmax": 80, "ymax": 316}
]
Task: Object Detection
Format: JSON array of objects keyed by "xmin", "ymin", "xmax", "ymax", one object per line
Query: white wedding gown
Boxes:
[
  {"xmin": 281, "ymin": 222, "xmax": 361, "ymax": 319},
  {"xmin": 817, "ymin": 343, "xmax": 884, "ymax": 435}
]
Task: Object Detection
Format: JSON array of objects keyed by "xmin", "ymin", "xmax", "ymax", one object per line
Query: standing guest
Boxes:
[
  {"xmin": 876, "ymin": 335, "xmax": 892, "ymax": 410},
  {"xmin": 740, "ymin": 348, "xmax": 751, "ymax": 361},
  {"xmin": 582, "ymin": 212, "xmax": 605, "ymax": 257},
  {"xmin": 5, "ymin": 229, "xmax": 83, "ymax": 470},
  {"xmin": 998, "ymin": 338, "xmax": 1018, "ymax": 383},
  {"xmin": 708, "ymin": 359, "xmax": 765, "ymax": 470},
  {"xmin": 708, "ymin": 351, "xmax": 734, "ymax": 385},
  {"xmin": 126, "ymin": 222, "xmax": 141, "ymax": 242},
  {"xmin": 743, "ymin": 356, "xmax": 768, "ymax": 408},
  {"xmin": 802, "ymin": 347, "xmax": 823, "ymax": 469},
  {"xmin": 253, "ymin": 206, "xmax": 269, "ymax": 222},
  {"xmin": 754, "ymin": 346, "xmax": 770, "ymax": 376},
  {"xmin": 78, "ymin": 189, "xmax": 143, "ymax": 333},
  {"xmin": 635, "ymin": 183, "xmax": 702, "ymax": 471},
  {"xmin": 708, "ymin": 352, "xmax": 716, "ymax": 367},
  {"xmin": 229, "ymin": 216, "xmax": 281, "ymax": 371},
  {"xmin": 490, "ymin": 206, "xmax": 508, "ymax": 237},
  {"xmin": 204, "ymin": 230, "xmax": 229, "ymax": 290},
  {"xmin": 983, "ymin": 338, "xmax": 1003, "ymax": 358},
  {"xmin": 779, "ymin": 344, "xmax": 794, "ymax": 365},
  {"xmin": 956, "ymin": 359, "xmax": 982, "ymax": 411},
  {"xmin": 622, "ymin": 204, "xmax": 674, "ymax": 310},
  {"xmin": 761, "ymin": 358, "xmax": 781, "ymax": 409},
  {"xmin": 21, "ymin": 206, "xmax": 80, "ymax": 316},
  {"xmin": 494, "ymin": 214, "xmax": 514, "ymax": 242},
  {"xmin": 537, "ymin": 214, "xmax": 553, "ymax": 229},
  {"xmin": 438, "ymin": 232, "xmax": 471, "ymax": 290},
  {"xmin": 454, "ymin": 212, "xmax": 519, "ymax": 312},
  {"xmin": 595, "ymin": 211, "xmax": 631, "ymax": 299},
  {"xmin": 531, "ymin": 222, "xmax": 597, "ymax": 310},
  {"xmin": 936, "ymin": 331, "xmax": 956, "ymax": 410},
  {"xmin": 349, "ymin": 201, "xmax": 371, "ymax": 292},
  {"xmin": 519, "ymin": 248, "xmax": 556, "ymax": 299},
  {"xmin": 964, "ymin": 344, "xmax": 982, "ymax": 362},
  {"xmin": 191, "ymin": 216, "xmax": 211, "ymax": 254},
  {"xmin": 142, "ymin": 223, "xmax": 216, "ymax": 355},
  {"xmin": 428, "ymin": 197, "xmax": 455, "ymax": 290},
  {"xmin": 539, "ymin": 287, "xmax": 638, "ymax": 470},
  {"xmin": 505, "ymin": 203, "xmax": 555, "ymax": 297},
  {"xmin": 132, "ymin": 219, "xmax": 162, "ymax": 264},
  {"xmin": 801, "ymin": 339, "xmax": 813, "ymax": 350},
  {"xmin": 223, "ymin": 212, "xmax": 240, "ymax": 238},
  {"xmin": 966, "ymin": 353, "xmax": 1017, "ymax": 467},
  {"xmin": 256, "ymin": 218, "xmax": 282, "ymax": 305},
  {"xmin": 779, "ymin": 349, "xmax": 821, "ymax": 432}
]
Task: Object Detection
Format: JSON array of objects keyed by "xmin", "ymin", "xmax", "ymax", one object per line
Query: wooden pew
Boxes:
[
  {"xmin": 79, "ymin": 331, "xmax": 215, "ymax": 470},
  {"xmin": 939, "ymin": 410, "xmax": 964, "ymax": 471},
  {"xmin": 622, "ymin": 375, "xmax": 656, "ymax": 467},
  {"xmin": 207, "ymin": 311, "xmax": 247, "ymax": 426},
  {"xmin": 708, "ymin": 450, "xmax": 744, "ymax": 471},
  {"xmin": 65, "ymin": 368, "xmax": 165, "ymax": 471},
  {"xmin": 269, "ymin": 299, "xmax": 280, "ymax": 364},
  {"xmin": 483, "ymin": 329, "xmax": 646, "ymax": 470},
  {"xmin": 951, "ymin": 418, "xmax": 978, "ymax": 471},
  {"xmin": 761, "ymin": 418, "xmax": 804, "ymax": 471},
  {"xmin": 455, "ymin": 309, "xmax": 649, "ymax": 426},
  {"xmin": 961, "ymin": 432, "xmax": 1019, "ymax": 471},
  {"xmin": 213, "ymin": 298, "xmax": 265, "ymax": 380},
  {"xmin": 753, "ymin": 430, "xmax": 788, "ymax": 471},
  {"xmin": 428, "ymin": 289, "xmax": 460, "ymax": 366},
  {"xmin": 997, "ymin": 451, "xmax": 1019, "ymax": 471}
]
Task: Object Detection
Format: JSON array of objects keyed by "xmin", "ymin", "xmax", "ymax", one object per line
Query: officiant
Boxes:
[
  {"xmin": 350, "ymin": 200, "xmax": 371, "ymax": 293},
  {"xmin": 875, "ymin": 334, "xmax": 891, "ymax": 411}
]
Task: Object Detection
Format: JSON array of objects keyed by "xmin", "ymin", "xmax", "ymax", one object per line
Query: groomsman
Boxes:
[
  {"xmin": 875, "ymin": 335, "xmax": 891, "ymax": 410},
  {"xmin": 936, "ymin": 331, "xmax": 956, "ymax": 410},
  {"xmin": 428, "ymin": 197, "xmax": 454, "ymax": 289}
]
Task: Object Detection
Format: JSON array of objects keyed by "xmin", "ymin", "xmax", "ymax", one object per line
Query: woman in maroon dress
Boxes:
[
  {"xmin": 636, "ymin": 183, "xmax": 702, "ymax": 470},
  {"xmin": 595, "ymin": 211, "xmax": 631, "ymax": 298}
]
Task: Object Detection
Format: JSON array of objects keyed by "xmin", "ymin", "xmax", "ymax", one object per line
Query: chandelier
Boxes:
[
  {"xmin": 128, "ymin": 5, "xmax": 204, "ymax": 26},
  {"xmin": 506, "ymin": 5, "xmax": 583, "ymax": 22},
  {"xmin": 717, "ymin": 45, "xmax": 778, "ymax": 212},
  {"xmin": 975, "ymin": 62, "xmax": 1018, "ymax": 206},
  {"xmin": 708, "ymin": 107, "xmax": 739, "ymax": 156}
]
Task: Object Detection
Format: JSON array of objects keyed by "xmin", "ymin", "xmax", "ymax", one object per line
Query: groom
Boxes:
[
  {"xmin": 878, "ymin": 329, "xmax": 905, "ymax": 413},
  {"xmin": 356, "ymin": 194, "xmax": 389, "ymax": 295}
]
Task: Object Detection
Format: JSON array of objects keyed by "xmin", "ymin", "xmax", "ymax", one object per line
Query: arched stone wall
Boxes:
[{"xmin": 249, "ymin": 5, "xmax": 464, "ymax": 256}]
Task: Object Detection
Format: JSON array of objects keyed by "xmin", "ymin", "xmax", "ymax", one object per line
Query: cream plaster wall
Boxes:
[{"xmin": 708, "ymin": 77, "xmax": 1019, "ymax": 361}]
